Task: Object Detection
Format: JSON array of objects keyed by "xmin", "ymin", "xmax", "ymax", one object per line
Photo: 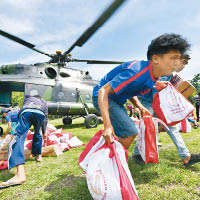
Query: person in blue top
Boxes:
[
  {"xmin": 0, "ymin": 95, "xmax": 48, "ymax": 189},
  {"xmin": 132, "ymin": 54, "xmax": 200, "ymax": 167},
  {"xmin": 1, "ymin": 108, "xmax": 19, "ymax": 136},
  {"xmin": 92, "ymin": 33, "xmax": 190, "ymax": 151}
]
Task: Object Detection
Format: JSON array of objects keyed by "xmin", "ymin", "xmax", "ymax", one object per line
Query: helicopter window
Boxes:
[
  {"xmin": 85, "ymin": 94, "xmax": 91, "ymax": 100},
  {"xmin": 40, "ymin": 71, "xmax": 43, "ymax": 74},
  {"xmin": 60, "ymin": 72, "xmax": 70, "ymax": 78},
  {"xmin": 45, "ymin": 67, "xmax": 57, "ymax": 79}
]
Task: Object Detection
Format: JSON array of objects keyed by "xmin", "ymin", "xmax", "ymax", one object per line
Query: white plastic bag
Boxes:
[
  {"xmin": 153, "ymin": 84, "xmax": 194, "ymax": 125},
  {"xmin": 137, "ymin": 116, "xmax": 169, "ymax": 163},
  {"xmin": 136, "ymin": 116, "xmax": 159, "ymax": 163},
  {"xmin": 79, "ymin": 130, "xmax": 139, "ymax": 200}
]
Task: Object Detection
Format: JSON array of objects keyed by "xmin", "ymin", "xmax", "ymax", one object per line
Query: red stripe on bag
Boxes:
[
  {"xmin": 111, "ymin": 143, "xmax": 139, "ymax": 200},
  {"xmin": 181, "ymin": 118, "xmax": 187, "ymax": 133},
  {"xmin": 144, "ymin": 117, "xmax": 158, "ymax": 164},
  {"xmin": 78, "ymin": 130, "xmax": 103, "ymax": 164}
]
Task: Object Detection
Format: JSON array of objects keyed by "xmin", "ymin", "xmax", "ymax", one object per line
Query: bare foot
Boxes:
[
  {"xmin": 36, "ymin": 154, "xmax": 42, "ymax": 162},
  {"xmin": 4, "ymin": 175, "xmax": 26, "ymax": 185},
  {"xmin": 182, "ymin": 155, "xmax": 191, "ymax": 164}
]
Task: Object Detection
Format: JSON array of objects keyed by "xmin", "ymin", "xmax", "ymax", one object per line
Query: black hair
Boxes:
[
  {"xmin": 181, "ymin": 54, "xmax": 191, "ymax": 60},
  {"xmin": 13, "ymin": 102, "xmax": 19, "ymax": 107},
  {"xmin": 147, "ymin": 33, "xmax": 191, "ymax": 60}
]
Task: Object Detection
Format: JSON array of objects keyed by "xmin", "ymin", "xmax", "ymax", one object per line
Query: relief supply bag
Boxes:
[
  {"xmin": 79, "ymin": 130, "xmax": 139, "ymax": 200},
  {"xmin": 136, "ymin": 116, "xmax": 169, "ymax": 163},
  {"xmin": 153, "ymin": 84, "xmax": 194, "ymax": 125}
]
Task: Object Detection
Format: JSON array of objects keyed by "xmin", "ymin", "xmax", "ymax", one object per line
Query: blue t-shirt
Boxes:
[
  {"xmin": 138, "ymin": 75, "xmax": 172, "ymax": 104},
  {"xmin": 5, "ymin": 110, "xmax": 19, "ymax": 123},
  {"xmin": 93, "ymin": 60, "xmax": 158, "ymax": 105}
]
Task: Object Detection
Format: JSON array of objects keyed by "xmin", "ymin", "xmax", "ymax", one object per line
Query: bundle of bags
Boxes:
[
  {"xmin": 25, "ymin": 124, "xmax": 84, "ymax": 156},
  {"xmin": 0, "ymin": 124, "xmax": 84, "ymax": 170},
  {"xmin": 79, "ymin": 130, "xmax": 139, "ymax": 200}
]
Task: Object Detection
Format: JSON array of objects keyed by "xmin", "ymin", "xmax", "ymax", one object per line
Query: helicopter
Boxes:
[{"xmin": 0, "ymin": 0, "xmax": 127, "ymax": 132}]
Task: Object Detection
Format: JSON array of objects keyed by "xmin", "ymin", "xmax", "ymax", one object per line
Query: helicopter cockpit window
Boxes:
[{"xmin": 45, "ymin": 67, "xmax": 57, "ymax": 79}]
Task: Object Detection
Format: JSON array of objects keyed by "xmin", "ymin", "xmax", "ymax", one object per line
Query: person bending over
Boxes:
[{"xmin": 0, "ymin": 95, "xmax": 48, "ymax": 189}]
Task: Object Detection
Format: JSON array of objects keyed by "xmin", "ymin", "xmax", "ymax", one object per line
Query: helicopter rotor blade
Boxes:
[
  {"xmin": 70, "ymin": 58, "xmax": 125, "ymax": 64},
  {"xmin": 64, "ymin": 0, "xmax": 127, "ymax": 55},
  {"xmin": 0, "ymin": 29, "xmax": 52, "ymax": 58}
]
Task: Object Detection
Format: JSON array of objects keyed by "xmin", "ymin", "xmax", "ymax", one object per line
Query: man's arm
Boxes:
[
  {"xmin": 130, "ymin": 96, "xmax": 152, "ymax": 116},
  {"xmin": 98, "ymin": 82, "xmax": 115, "ymax": 144},
  {"xmin": 4, "ymin": 122, "xmax": 11, "ymax": 136}
]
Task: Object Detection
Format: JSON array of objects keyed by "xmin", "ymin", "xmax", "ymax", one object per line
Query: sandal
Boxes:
[
  {"xmin": 0, "ymin": 181, "xmax": 23, "ymax": 189},
  {"xmin": 184, "ymin": 154, "xmax": 200, "ymax": 167}
]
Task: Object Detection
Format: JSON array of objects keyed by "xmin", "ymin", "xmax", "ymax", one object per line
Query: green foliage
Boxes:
[
  {"xmin": 11, "ymin": 92, "xmax": 24, "ymax": 108},
  {"xmin": 0, "ymin": 118, "xmax": 200, "ymax": 200},
  {"xmin": 189, "ymin": 73, "xmax": 200, "ymax": 94}
]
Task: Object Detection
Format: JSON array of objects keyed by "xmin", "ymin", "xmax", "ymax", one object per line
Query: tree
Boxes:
[
  {"xmin": 189, "ymin": 73, "xmax": 200, "ymax": 94},
  {"xmin": 11, "ymin": 92, "xmax": 24, "ymax": 108}
]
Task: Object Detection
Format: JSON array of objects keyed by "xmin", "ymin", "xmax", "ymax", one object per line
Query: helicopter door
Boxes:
[
  {"xmin": 0, "ymin": 82, "xmax": 25, "ymax": 107},
  {"xmin": 0, "ymin": 91, "xmax": 11, "ymax": 107}
]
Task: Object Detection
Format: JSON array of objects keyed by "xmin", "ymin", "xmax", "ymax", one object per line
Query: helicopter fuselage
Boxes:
[{"xmin": 0, "ymin": 63, "xmax": 99, "ymax": 118}]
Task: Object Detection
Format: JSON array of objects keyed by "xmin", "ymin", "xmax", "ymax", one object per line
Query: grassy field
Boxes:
[{"xmin": 0, "ymin": 118, "xmax": 200, "ymax": 200}]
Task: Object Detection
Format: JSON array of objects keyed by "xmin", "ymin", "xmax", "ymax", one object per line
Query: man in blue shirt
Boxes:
[
  {"xmin": 0, "ymin": 95, "xmax": 48, "ymax": 189},
  {"xmin": 92, "ymin": 33, "xmax": 190, "ymax": 151}
]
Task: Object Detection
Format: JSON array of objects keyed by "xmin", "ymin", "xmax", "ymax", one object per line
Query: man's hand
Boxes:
[
  {"xmin": 102, "ymin": 126, "xmax": 115, "ymax": 144},
  {"xmin": 140, "ymin": 107, "xmax": 152, "ymax": 117},
  {"xmin": 155, "ymin": 81, "xmax": 169, "ymax": 90}
]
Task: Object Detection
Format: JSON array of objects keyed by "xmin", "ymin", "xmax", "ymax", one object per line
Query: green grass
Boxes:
[{"xmin": 0, "ymin": 119, "xmax": 200, "ymax": 200}]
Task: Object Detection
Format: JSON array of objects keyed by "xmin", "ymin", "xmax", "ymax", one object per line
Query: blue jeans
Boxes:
[
  {"xmin": 92, "ymin": 96, "xmax": 138, "ymax": 138},
  {"xmin": 133, "ymin": 99, "xmax": 190, "ymax": 159},
  {"xmin": 8, "ymin": 111, "xmax": 45, "ymax": 169}
]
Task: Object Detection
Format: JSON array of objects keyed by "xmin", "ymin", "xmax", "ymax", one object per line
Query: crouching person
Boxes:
[{"xmin": 0, "ymin": 95, "xmax": 48, "ymax": 189}]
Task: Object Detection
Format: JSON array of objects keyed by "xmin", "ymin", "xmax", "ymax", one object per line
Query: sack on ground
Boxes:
[
  {"xmin": 42, "ymin": 144, "xmax": 63, "ymax": 157},
  {"xmin": 153, "ymin": 84, "xmax": 194, "ymax": 125},
  {"xmin": 0, "ymin": 135, "xmax": 14, "ymax": 160}
]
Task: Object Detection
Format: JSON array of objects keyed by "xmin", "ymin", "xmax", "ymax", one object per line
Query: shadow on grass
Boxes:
[
  {"xmin": 159, "ymin": 150, "xmax": 200, "ymax": 171},
  {"xmin": 0, "ymin": 169, "xmax": 15, "ymax": 182},
  {"xmin": 44, "ymin": 174, "xmax": 92, "ymax": 200},
  {"xmin": 55, "ymin": 123, "xmax": 86, "ymax": 130},
  {"xmin": 128, "ymin": 162, "xmax": 160, "ymax": 185}
]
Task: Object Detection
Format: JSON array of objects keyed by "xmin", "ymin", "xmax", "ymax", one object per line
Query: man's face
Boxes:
[
  {"xmin": 2, "ymin": 113, "xmax": 7, "ymax": 117},
  {"xmin": 153, "ymin": 50, "xmax": 181, "ymax": 76}
]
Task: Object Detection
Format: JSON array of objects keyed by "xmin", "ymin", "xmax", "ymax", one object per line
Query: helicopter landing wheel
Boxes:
[
  {"xmin": 84, "ymin": 114, "xmax": 99, "ymax": 129},
  {"xmin": 0, "ymin": 127, "xmax": 3, "ymax": 136},
  {"xmin": 63, "ymin": 117, "xmax": 72, "ymax": 125}
]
